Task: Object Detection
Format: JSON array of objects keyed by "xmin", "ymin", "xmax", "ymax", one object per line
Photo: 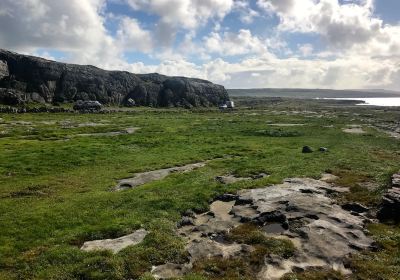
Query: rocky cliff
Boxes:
[{"xmin": 0, "ymin": 49, "xmax": 229, "ymax": 107}]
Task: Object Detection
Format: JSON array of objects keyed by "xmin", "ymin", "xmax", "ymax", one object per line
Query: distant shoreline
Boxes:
[
  {"xmin": 318, "ymin": 97, "xmax": 400, "ymax": 107},
  {"xmin": 228, "ymin": 88, "xmax": 400, "ymax": 99}
]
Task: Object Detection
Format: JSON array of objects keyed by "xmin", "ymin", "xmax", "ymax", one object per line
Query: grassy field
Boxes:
[{"xmin": 0, "ymin": 99, "xmax": 400, "ymax": 279}]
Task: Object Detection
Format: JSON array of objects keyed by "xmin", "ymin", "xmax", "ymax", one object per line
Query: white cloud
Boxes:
[
  {"xmin": 257, "ymin": 0, "xmax": 400, "ymax": 57},
  {"xmin": 233, "ymin": 0, "xmax": 260, "ymax": 24},
  {"xmin": 116, "ymin": 17, "xmax": 153, "ymax": 53},
  {"xmin": 0, "ymin": 0, "xmax": 110, "ymax": 52},
  {"xmin": 125, "ymin": 0, "xmax": 233, "ymax": 29},
  {"xmin": 204, "ymin": 29, "xmax": 268, "ymax": 56},
  {"xmin": 124, "ymin": 0, "xmax": 234, "ymax": 45},
  {"xmin": 298, "ymin": 44, "xmax": 314, "ymax": 57}
]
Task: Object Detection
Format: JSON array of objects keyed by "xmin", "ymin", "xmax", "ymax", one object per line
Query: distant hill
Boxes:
[{"xmin": 228, "ymin": 88, "xmax": 400, "ymax": 98}]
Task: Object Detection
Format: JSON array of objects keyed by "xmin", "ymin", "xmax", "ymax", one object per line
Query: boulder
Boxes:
[
  {"xmin": 125, "ymin": 98, "xmax": 136, "ymax": 107},
  {"xmin": 73, "ymin": 100, "xmax": 102, "ymax": 112},
  {"xmin": 302, "ymin": 146, "xmax": 313, "ymax": 153},
  {"xmin": 0, "ymin": 49, "xmax": 229, "ymax": 107},
  {"xmin": 177, "ymin": 217, "xmax": 195, "ymax": 228}
]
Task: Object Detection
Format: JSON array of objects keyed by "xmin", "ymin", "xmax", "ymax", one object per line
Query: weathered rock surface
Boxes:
[
  {"xmin": 0, "ymin": 49, "xmax": 229, "ymax": 107},
  {"xmin": 0, "ymin": 60, "xmax": 8, "ymax": 78},
  {"xmin": 155, "ymin": 178, "xmax": 374, "ymax": 279},
  {"xmin": 81, "ymin": 229, "xmax": 148, "ymax": 253},
  {"xmin": 114, "ymin": 162, "xmax": 206, "ymax": 191},
  {"xmin": 377, "ymin": 172, "xmax": 400, "ymax": 222},
  {"xmin": 152, "ymin": 263, "xmax": 190, "ymax": 279}
]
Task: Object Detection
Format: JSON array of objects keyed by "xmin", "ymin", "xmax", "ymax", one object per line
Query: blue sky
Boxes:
[{"xmin": 0, "ymin": 0, "xmax": 399, "ymax": 90}]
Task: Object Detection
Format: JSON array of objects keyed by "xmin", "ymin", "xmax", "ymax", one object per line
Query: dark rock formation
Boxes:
[
  {"xmin": 0, "ymin": 49, "xmax": 229, "ymax": 107},
  {"xmin": 377, "ymin": 172, "xmax": 400, "ymax": 222}
]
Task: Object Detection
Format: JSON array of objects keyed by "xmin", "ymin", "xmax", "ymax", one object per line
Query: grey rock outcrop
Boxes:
[{"xmin": 0, "ymin": 49, "xmax": 229, "ymax": 107}]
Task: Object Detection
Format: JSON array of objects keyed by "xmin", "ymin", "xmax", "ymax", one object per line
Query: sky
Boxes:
[{"xmin": 0, "ymin": 0, "xmax": 399, "ymax": 90}]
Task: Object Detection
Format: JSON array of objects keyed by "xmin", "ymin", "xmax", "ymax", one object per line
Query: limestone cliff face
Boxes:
[
  {"xmin": 0, "ymin": 49, "xmax": 229, "ymax": 107},
  {"xmin": 0, "ymin": 60, "xmax": 8, "ymax": 78}
]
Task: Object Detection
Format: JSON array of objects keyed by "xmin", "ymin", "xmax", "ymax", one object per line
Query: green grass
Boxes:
[{"xmin": 0, "ymin": 102, "xmax": 400, "ymax": 279}]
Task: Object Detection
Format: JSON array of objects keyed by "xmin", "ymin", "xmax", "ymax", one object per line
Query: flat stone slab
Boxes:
[
  {"xmin": 75, "ymin": 127, "xmax": 139, "ymax": 137},
  {"xmin": 267, "ymin": 123, "xmax": 305, "ymax": 127},
  {"xmin": 342, "ymin": 126, "xmax": 366, "ymax": 134},
  {"xmin": 80, "ymin": 229, "xmax": 148, "ymax": 253},
  {"xmin": 114, "ymin": 162, "xmax": 206, "ymax": 191}
]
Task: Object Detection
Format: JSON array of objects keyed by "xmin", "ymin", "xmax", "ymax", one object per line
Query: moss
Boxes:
[
  {"xmin": 255, "ymin": 128, "xmax": 303, "ymax": 137},
  {"xmin": 282, "ymin": 268, "xmax": 345, "ymax": 280},
  {"xmin": 348, "ymin": 223, "xmax": 400, "ymax": 280},
  {"xmin": 192, "ymin": 257, "xmax": 254, "ymax": 280},
  {"xmin": 226, "ymin": 223, "xmax": 296, "ymax": 259},
  {"xmin": 120, "ymin": 220, "xmax": 188, "ymax": 279}
]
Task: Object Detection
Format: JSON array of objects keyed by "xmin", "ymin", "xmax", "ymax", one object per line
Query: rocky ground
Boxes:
[
  {"xmin": 1, "ymin": 101, "xmax": 400, "ymax": 280},
  {"xmin": 151, "ymin": 177, "xmax": 375, "ymax": 279}
]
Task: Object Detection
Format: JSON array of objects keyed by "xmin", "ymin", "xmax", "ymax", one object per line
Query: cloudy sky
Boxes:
[{"xmin": 0, "ymin": 0, "xmax": 399, "ymax": 90}]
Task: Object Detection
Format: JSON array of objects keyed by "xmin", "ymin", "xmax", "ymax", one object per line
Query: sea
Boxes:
[{"xmin": 320, "ymin": 98, "xmax": 400, "ymax": 107}]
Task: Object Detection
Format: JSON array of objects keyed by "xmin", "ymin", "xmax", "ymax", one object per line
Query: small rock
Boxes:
[
  {"xmin": 183, "ymin": 209, "xmax": 196, "ymax": 218},
  {"xmin": 126, "ymin": 98, "xmax": 136, "ymax": 107},
  {"xmin": 177, "ymin": 217, "xmax": 195, "ymax": 227},
  {"xmin": 302, "ymin": 146, "xmax": 313, "ymax": 153}
]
